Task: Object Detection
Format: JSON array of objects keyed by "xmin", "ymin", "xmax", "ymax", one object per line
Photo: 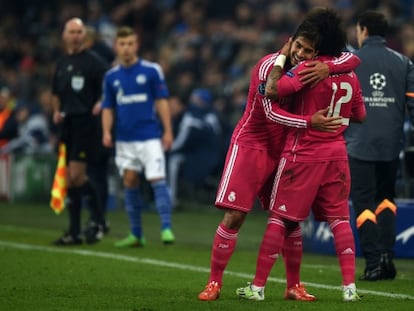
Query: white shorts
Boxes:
[{"xmin": 115, "ymin": 139, "xmax": 166, "ymax": 180}]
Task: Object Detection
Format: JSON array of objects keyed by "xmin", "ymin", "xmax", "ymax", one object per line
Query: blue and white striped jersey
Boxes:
[{"xmin": 102, "ymin": 59, "xmax": 169, "ymax": 142}]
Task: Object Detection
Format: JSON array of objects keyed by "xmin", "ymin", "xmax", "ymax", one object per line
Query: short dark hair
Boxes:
[
  {"xmin": 357, "ymin": 11, "xmax": 388, "ymax": 37},
  {"xmin": 293, "ymin": 7, "xmax": 346, "ymax": 57}
]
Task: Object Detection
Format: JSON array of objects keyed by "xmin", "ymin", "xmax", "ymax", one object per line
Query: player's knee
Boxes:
[
  {"xmin": 222, "ymin": 209, "xmax": 246, "ymax": 230},
  {"xmin": 123, "ymin": 170, "xmax": 139, "ymax": 188}
]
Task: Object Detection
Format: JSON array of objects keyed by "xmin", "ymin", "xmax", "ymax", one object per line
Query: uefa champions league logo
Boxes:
[{"xmin": 369, "ymin": 73, "xmax": 386, "ymax": 90}]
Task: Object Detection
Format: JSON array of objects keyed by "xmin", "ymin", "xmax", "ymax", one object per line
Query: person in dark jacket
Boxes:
[
  {"xmin": 345, "ymin": 10, "xmax": 414, "ymax": 281},
  {"xmin": 167, "ymin": 88, "xmax": 222, "ymax": 206}
]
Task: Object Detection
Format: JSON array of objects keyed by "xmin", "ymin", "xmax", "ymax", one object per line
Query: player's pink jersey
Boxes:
[
  {"xmin": 231, "ymin": 53, "xmax": 311, "ymax": 158},
  {"xmin": 232, "ymin": 52, "xmax": 362, "ymax": 159},
  {"xmin": 277, "ymin": 55, "xmax": 366, "ymax": 162}
]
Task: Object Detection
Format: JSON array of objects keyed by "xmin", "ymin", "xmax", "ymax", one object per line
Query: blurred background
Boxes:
[{"xmin": 1, "ymin": 0, "xmax": 414, "ymax": 205}]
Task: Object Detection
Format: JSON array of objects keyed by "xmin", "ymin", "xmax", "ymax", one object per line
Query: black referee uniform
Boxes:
[{"xmin": 52, "ymin": 49, "xmax": 108, "ymax": 243}]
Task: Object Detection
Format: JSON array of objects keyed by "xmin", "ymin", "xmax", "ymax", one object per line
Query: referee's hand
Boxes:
[{"xmin": 53, "ymin": 111, "xmax": 64, "ymax": 124}]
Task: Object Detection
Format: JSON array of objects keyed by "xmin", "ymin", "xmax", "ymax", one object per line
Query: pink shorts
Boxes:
[
  {"xmin": 215, "ymin": 143, "xmax": 279, "ymax": 213},
  {"xmin": 270, "ymin": 158, "xmax": 351, "ymax": 222}
]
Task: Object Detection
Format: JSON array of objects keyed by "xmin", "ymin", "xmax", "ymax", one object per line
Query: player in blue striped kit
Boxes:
[{"xmin": 101, "ymin": 26, "xmax": 174, "ymax": 247}]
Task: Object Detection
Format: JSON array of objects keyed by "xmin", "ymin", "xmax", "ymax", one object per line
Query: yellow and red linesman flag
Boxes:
[{"xmin": 50, "ymin": 143, "xmax": 67, "ymax": 214}]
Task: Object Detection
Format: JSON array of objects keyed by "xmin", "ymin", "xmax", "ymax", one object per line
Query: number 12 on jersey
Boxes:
[{"xmin": 327, "ymin": 82, "xmax": 352, "ymax": 125}]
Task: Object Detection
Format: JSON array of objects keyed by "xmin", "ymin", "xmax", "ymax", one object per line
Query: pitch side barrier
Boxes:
[{"xmin": 302, "ymin": 199, "xmax": 414, "ymax": 258}]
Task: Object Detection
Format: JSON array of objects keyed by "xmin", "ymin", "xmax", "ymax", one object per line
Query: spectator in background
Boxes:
[
  {"xmin": 345, "ymin": 11, "xmax": 414, "ymax": 281},
  {"xmin": 168, "ymin": 88, "xmax": 222, "ymax": 207},
  {"xmin": 110, "ymin": 0, "xmax": 161, "ymax": 58},
  {"xmin": 36, "ymin": 87, "xmax": 59, "ymax": 152},
  {"xmin": 101, "ymin": 26, "xmax": 175, "ymax": 247},
  {"xmin": 0, "ymin": 85, "xmax": 18, "ymax": 148},
  {"xmin": 400, "ymin": 21, "xmax": 414, "ymax": 61},
  {"xmin": 51, "ymin": 17, "xmax": 108, "ymax": 246},
  {"xmin": 84, "ymin": 25, "xmax": 115, "ymax": 65},
  {"xmin": 0, "ymin": 104, "xmax": 52, "ymax": 155}
]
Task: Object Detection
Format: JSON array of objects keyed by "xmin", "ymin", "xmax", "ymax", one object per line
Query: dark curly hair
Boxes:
[{"xmin": 293, "ymin": 7, "xmax": 347, "ymax": 57}]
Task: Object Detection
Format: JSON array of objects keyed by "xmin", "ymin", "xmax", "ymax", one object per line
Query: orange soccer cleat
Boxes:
[
  {"xmin": 284, "ymin": 283, "xmax": 316, "ymax": 301},
  {"xmin": 198, "ymin": 281, "xmax": 221, "ymax": 301}
]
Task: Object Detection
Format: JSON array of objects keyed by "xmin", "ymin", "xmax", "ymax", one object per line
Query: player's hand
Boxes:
[
  {"xmin": 103, "ymin": 132, "xmax": 113, "ymax": 148},
  {"xmin": 310, "ymin": 107, "xmax": 342, "ymax": 132},
  {"xmin": 298, "ymin": 61, "xmax": 329, "ymax": 87},
  {"xmin": 279, "ymin": 37, "xmax": 292, "ymax": 57},
  {"xmin": 162, "ymin": 131, "xmax": 173, "ymax": 151},
  {"xmin": 53, "ymin": 111, "xmax": 64, "ymax": 124}
]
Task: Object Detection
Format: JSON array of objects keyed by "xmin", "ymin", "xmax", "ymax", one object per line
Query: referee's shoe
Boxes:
[{"xmin": 84, "ymin": 221, "xmax": 104, "ymax": 244}]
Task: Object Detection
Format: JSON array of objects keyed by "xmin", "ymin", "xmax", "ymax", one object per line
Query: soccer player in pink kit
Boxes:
[
  {"xmin": 236, "ymin": 8, "xmax": 366, "ymax": 302},
  {"xmin": 198, "ymin": 15, "xmax": 361, "ymax": 302}
]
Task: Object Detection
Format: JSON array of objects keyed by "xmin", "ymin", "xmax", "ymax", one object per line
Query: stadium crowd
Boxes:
[{"xmin": 1, "ymin": 0, "xmax": 414, "ymax": 199}]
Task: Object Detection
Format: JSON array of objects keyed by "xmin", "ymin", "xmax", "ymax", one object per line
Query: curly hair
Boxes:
[{"xmin": 293, "ymin": 7, "xmax": 347, "ymax": 57}]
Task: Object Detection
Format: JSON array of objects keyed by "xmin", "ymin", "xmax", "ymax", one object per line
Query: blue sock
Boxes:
[
  {"xmin": 124, "ymin": 187, "xmax": 144, "ymax": 238},
  {"xmin": 152, "ymin": 180, "xmax": 172, "ymax": 230}
]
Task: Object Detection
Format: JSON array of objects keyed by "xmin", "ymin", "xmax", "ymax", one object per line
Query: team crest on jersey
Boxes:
[
  {"xmin": 136, "ymin": 74, "xmax": 147, "ymax": 84},
  {"xmin": 258, "ymin": 82, "xmax": 266, "ymax": 95},
  {"xmin": 227, "ymin": 191, "xmax": 236, "ymax": 202},
  {"xmin": 71, "ymin": 75, "xmax": 84, "ymax": 91}
]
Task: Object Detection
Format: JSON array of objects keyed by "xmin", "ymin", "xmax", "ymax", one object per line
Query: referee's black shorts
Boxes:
[{"xmin": 61, "ymin": 114, "xmax": 101, "ymax": 164}]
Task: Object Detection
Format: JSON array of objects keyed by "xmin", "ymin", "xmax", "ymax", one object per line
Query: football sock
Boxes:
[
  {"xmin": 124, "ymin": 187, "xmax": 143, "ymax": 238},
  {"xmin": 282, "ymin": 224, "xmax": 302, "ymax": 288},
  {"xmin": 67, "ymin": 187, "xmax": 82, "ymax": 237},
  {"xmin": 253, "ymin": 217, "xmax": 285, "ymax": 287},
  {"xmin": 209, "ymin": 223, "xmax": 238, "ymax": 286},
  {"xmin": 152, "ymin": 180, "xmax": 172, "ymax": 230},
  {"xmin": 330, "ymin": 219, "xmax": 356, "ymax": 285}
]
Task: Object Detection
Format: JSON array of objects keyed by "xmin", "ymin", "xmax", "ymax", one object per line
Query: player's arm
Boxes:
[
  {"xmin": 299, "ymin": 52, "xmax": 361, "ymax": 86},
  {"xmin": 155, "ymin": 98, "xmax": 174, "ymax": 151},
  {"xmin": 265, "ymin": 98, "xmax": 342, "ymax": 132},
  {"xmin": 265, "ymin": 40, "xmax": 332, "ymax": 99},
  {"xmin": 101, "ymin": 76, "xmax": 115, "ymax": 148},
  {"xmin": 266, "ymin": 56, "xmax": 308, "ymax": 101},
  {"xmin": 152, "ymin": 63, "xmax": 174, "ymax": 151},
  {"xmin": 264, "ymin": 50, "xmax": 288, "ymax": 101},
  {"xmin": 265, "ymin": 59, "xmax": 342, "ymax": 132}
]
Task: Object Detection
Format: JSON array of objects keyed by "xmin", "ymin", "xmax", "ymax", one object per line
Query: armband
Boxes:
[{"xmin": 274, "ymin": 54, "xmax": 286, "ymax": 68}]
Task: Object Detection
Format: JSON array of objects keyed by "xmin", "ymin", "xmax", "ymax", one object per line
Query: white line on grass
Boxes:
[{"xmin": 1, "ymin": 240, "xmax": 413, "ymax": 301}]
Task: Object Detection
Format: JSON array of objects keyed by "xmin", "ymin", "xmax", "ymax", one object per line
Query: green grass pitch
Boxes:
[{"xmin": 0, "ymin": 201, "xmax": 413, "ymax": 310}]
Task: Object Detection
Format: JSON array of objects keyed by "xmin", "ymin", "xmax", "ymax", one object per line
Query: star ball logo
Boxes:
[
  {"xmin": 364, "ymin": 72, "xmax": 394, "ymax": 107},
  {"xmin": 369, "ymin": 73, "xmax": 386, "ymax": 90}
]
